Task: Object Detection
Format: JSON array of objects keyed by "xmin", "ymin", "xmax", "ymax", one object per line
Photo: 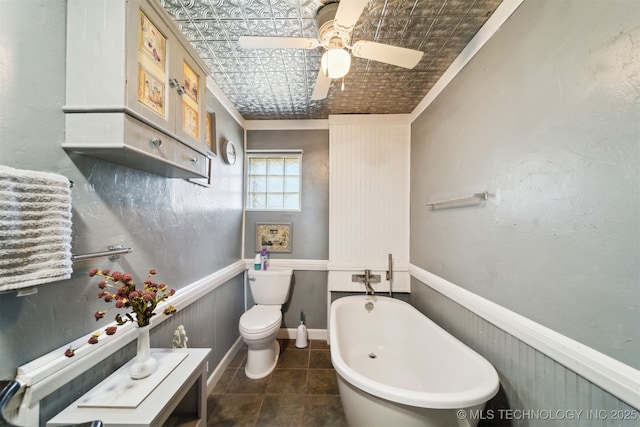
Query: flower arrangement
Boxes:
[{"xmin": 64, "ymin": 268, "xmax": 176, "ymax": 357}]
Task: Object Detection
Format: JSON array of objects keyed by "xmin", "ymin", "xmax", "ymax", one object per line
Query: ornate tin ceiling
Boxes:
[{"xmin": 160, "ymin": 0, "xmax": 503, "ymax": 120}]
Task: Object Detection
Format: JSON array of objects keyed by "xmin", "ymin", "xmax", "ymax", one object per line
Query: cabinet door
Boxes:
[
  {"xmin": 126, "ymin": 0, "xmax": 173, "ymax": 133},
  {"xmin": 173, "ymin": 57, "xmax": 207, "ymax": 148},
  {"xmin": 125, "ymin": 0, "xmax": 207, "ymax": 150}
]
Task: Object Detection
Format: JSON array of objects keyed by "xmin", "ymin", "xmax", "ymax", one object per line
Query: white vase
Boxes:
[{"xmin": 129, "ymin": 325, "xmax": 158, "ymax": 380}]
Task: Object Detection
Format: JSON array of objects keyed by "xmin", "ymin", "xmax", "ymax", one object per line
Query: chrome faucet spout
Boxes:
[
  {"xmin": 364, "ymin": 269, "xmax": 375, "ymax": 295},
  {"xmin": 351, "ymin": 269, "xmax": 381, "ymax": 295}
]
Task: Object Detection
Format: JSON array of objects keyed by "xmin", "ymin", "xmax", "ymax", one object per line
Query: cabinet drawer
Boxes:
[{"xmin": 124, "ymin": 116, "xmax": 209, "ymax": 179}]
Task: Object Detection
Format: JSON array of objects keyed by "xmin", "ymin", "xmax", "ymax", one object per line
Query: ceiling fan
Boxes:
[{"xmin": 238, "ymin": 0, "xmax": 424, "ymax": 100}]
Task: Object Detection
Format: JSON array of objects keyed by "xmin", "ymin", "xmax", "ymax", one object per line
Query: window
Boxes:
[{"xmin": 246, "ymin": 151, "xmax": 302, "ymax": 211}]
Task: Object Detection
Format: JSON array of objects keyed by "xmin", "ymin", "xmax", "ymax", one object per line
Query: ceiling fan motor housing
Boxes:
[{"xmin": 316, "ymin": 3, "xmax": 349, "ymax": 48}]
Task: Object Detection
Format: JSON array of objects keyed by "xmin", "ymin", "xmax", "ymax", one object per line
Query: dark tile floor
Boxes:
[{"xmin": 208, "ymin": 339, "xmax": 347, "ymax": 427}]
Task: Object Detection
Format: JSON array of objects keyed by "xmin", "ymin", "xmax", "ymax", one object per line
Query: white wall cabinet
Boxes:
[{"xmin": 64, "ymin": 0, "xmax": 213, "ymax": 180}]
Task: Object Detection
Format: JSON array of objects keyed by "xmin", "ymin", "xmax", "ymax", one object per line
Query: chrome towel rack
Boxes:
[
  {"xmin": 71, "ymin": 244, "xmax": 133, "ymax": 262},
  {"xmin": 426, "ymin": 191, "xmax": 488, "ymax": 209}
]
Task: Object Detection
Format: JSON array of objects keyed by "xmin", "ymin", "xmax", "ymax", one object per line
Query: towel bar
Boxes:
[
  {"xmin": 71, "ymin": 245, "xmax": 133, "ymax": 262},
  {"xmin": 426, "ymin": 191, "xmax": 488, "ymax": 209}
]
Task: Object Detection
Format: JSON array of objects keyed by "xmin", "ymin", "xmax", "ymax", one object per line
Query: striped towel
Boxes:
[{"xmin": 0, "ymin": 165, "xmax": 73, "ymax": 292}]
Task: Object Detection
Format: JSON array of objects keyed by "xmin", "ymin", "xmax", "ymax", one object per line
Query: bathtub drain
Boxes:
[{"xmin": 368, "ymin": 353, "xmax": 377, "ymax": 359}]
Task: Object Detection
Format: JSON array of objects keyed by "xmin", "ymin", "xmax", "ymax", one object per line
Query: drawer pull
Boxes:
[
  {"xmin": 190, "ymin": 157, "xmax": 198, "ymax": 163},
  {"xmin": 151, "ymin": 138, "xmax": 162, "ymax": 148}
]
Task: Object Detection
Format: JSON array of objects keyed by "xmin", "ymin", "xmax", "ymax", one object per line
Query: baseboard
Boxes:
[
  {"xmin": 277, "ymin": 328, "xmax": 327, "ymax": 342},
  {"xmin": 207, "ymin": 337, "xmax": 244, "ymax": 395}
]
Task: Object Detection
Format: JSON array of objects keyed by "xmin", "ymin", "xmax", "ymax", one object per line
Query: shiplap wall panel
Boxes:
[
  {"xmin": 410, "ymin": 279, "xmax": 639, "ymax": 427},
  {"xmin": 328, "ymin": 115, "xmax": 410, "ymax": 292}
]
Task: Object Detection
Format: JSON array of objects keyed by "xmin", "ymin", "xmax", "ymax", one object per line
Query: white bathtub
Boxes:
[{"xmin": 330, "ymin": 295, "xmax": 499, "ymax": 427}]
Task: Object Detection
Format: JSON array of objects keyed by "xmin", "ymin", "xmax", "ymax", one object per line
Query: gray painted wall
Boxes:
[
  {"xmin": 410, "ymin": 0, "xmax": 639, "ymax": 369},
  {"xmin": 245, "ymin": 129, "xmax": 329, "ymax": 329},
  {"xmin": 0, "ymin": 0, "xmax": 245, "ymax": 420}
]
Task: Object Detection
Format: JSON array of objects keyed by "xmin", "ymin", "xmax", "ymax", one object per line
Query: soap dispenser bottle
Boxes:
[{"xmin": 261, "ymin": 246, "xmax": 268, "ymax": 270}]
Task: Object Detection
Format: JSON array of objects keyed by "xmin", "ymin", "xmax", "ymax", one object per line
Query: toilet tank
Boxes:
[{"xmin": 247, "ymin": 268, "xmax": 293, "ymax": 304}]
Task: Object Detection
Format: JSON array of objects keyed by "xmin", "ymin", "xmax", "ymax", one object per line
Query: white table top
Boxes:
[{"xmin": 47, "ymin": 348, "xmax": 210, "ymax": 427}]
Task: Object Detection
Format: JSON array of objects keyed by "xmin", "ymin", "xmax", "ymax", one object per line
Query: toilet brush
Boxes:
[{"xmin": 295, "ymin": 310, "xmax": 308, "ymax": 348}]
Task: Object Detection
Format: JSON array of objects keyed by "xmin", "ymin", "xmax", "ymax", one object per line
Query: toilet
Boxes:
[{"xmin": 239, "ymin": 268, "xmax": 293, "ymax": 379}]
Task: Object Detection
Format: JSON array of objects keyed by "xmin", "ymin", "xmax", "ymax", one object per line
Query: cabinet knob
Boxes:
[
  {"xmin": 169, "ymin": 78, "xmax": 186, "ymax": 96},
  {"xmin": 151, "ymin": 138, "xmax": 162, "ymax": 147},
  {"xmin": 190, "ymin": 157, "xmax": 198, "ymax": 163}
]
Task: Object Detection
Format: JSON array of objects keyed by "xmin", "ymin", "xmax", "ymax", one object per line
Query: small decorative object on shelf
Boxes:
[
  {"xmin": 172, "ymin": 325, "xmax": 188, "ymax": 349},
  {"xmin": 65, "ymin": 268, "xmax": 177, "ymax": 379}
]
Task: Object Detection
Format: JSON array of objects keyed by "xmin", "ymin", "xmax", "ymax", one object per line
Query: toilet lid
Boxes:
[{"xmin": 240, "ymin": 305, "xmax": 282, "ymax": 332}]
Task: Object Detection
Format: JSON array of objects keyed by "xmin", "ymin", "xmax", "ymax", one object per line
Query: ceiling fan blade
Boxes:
[
  {"xmin": 351, "ymin": 40, "xmax": 423, "ymax": 69},
  {"xmin": 238, "ymin": 36, "xmax": 319, "ymax": 50},
  {"xmin": 311, "ymin": 69, "xmax": 331, "ymax": 100},
  {"xmin": 334, "ymin": 0, "xmax": 369, "ymax": 31}
]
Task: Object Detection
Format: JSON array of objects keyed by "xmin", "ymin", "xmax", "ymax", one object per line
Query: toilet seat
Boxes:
[{"xmin": 239, "ymin": 305, "xmax": 282, "ymax": 337}]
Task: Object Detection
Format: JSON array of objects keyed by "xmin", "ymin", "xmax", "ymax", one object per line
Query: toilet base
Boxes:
[{"xmin": 245, "ymin": 340, "xmax": 280, "ymax": 379}]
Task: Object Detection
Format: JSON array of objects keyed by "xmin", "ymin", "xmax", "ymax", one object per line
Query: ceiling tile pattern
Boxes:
[{"xmin": 160, "ymin": 0, "xmax": 503, "ymax": 120}]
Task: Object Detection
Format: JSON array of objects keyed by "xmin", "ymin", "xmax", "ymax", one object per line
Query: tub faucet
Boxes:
[{"xmin": 352, "ymin": 269, "xmax": 381, "ymax": 295}]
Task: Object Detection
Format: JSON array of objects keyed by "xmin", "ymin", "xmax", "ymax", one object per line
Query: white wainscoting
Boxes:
[
  {"xmin": 409, "ymin": 264, "xmax": 640, "ymax": 410},
  {"xmin": 13, "ymin": 260, "xmax": 247, "ymax": 426},
  {"xmin": 328, "ymin": 115, "xmax": 411, "ymax": 293}
]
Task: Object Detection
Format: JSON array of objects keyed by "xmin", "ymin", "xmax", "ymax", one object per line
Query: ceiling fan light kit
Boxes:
[
  {"xmin": 321, "ymin": 48, "xmax": 351, "ymax": 79},
  {"xmin": 237, "ymin": 0, "xmax": 424, "ymax": 100}
]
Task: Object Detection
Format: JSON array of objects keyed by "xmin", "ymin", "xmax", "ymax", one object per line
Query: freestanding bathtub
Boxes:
[{"xmin": 330, "ymin": 295, "xmax": 499, "ymax": 427}]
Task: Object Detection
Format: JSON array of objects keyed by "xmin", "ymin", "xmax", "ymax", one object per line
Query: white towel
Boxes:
[{"xmin": 0, "ymin": 165, "xmax": 73, "ymax": 292}]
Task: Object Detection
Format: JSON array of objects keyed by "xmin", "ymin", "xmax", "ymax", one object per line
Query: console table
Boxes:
[{"xmin": 47, "ymin": 348, "xmax": 210, "ymax": 427}]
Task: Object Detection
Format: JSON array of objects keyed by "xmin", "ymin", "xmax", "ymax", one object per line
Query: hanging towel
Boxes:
[{"xmin": 0, "ymin": 165, "xmax": 73, "ymax": 292}]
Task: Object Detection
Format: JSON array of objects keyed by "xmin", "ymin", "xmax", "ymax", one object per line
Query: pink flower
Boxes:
[{"xmin": 70, "ymin": 267, "xmax": 177, "ymax": 357}]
